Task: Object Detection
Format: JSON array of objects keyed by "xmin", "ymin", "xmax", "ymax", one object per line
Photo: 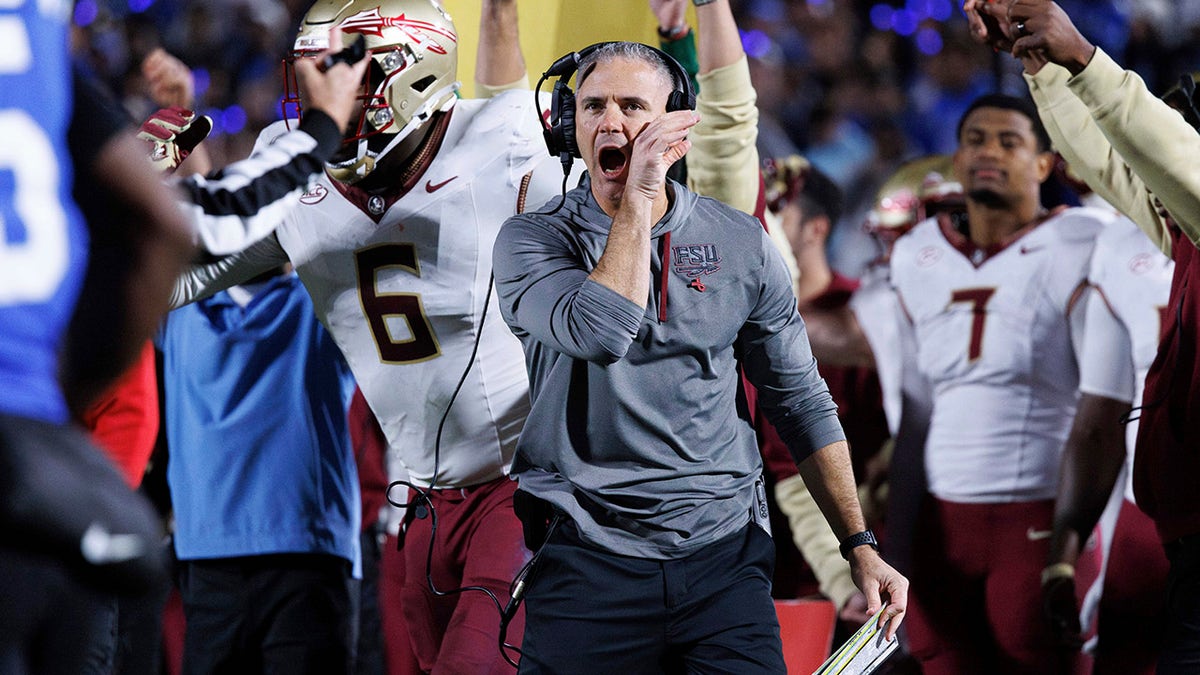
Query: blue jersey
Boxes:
[{"xmin": 0, "ymin": 1, "xmax": 89, "ymax": 423}]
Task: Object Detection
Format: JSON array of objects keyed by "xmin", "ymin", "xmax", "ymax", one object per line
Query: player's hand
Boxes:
[
  {"xmin": 1042, "ymin": 571, "xmax": 1083, "ymax": 649},
  {"xmin": 137, "ymin": 106, "xmax": 213, "ymax": 174},
  {"xmin": 974, "ymin": 0, "xmax": 1099, "ymax": 73},
  {"xmin": 625, "ymin": 110, "xmax": 700, "ymax": 202},
  {"xmin": 142, "ymin": 48, "xmax": 195, "ymax": 109},
  {"xmin": 962, "ymin": 0, "xmax": 1014, "ymax": 52},
  {"xmin": 649, "ymin": 0, "xmax": 688, "ymax": 34},
  {"xmin": 294, "ymin": 29, "xmax": 372, "ymax": 135},
  {"xmin": 847, "ymin": 548, "xmax": 909, "ymax": 641},
  {"xmin": 839, "ymin": 592, "xmax": 872, "ymax": 625},
  {"xmin": 976, "ymin": 0, "xmax": 1095, "ymax": 75}
]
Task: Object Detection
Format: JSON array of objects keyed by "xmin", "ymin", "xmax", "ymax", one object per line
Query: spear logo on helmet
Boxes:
[{"xmin": 340, "ymin": 8, "xmax": 457, "ymax": 53}]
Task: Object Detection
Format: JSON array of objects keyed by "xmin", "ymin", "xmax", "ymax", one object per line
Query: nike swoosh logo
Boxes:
[
  {"xmin": 1019, "ymin": 245, "xmax": 1043, "ymax": 255},
  {"xmin": 1026, "ymin": 527, "xmax": 1052, "ymax": 541},
  {"xmin": 80, "ymin": 522, "xmax": 147, "ymax": 565},
  {"xmin": 425, "ymin": 176, "xmax": 458, "ymax": 193}
]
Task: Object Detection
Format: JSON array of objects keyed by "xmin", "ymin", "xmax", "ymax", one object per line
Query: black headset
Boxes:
[{"xmin": 536, "ymin": 41, "xmax": 697, "ymax": 171}]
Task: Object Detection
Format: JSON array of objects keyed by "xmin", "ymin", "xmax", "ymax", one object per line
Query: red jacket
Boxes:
[{"xmin": 1134, "ymin": 227, "xmax": 1200, "ymax": 543}]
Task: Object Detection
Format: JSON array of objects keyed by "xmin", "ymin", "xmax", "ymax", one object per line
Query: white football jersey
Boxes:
[
  {"xmin": 890, "ymin": 208, "xmax": 1110, "ymax": 502},
  {"xmin": 1079, "ymin": 217, "xmax": 1173, "ymax": 501},
  {"xmin": 253, "ymin": 90, "xmax": 571, "ymax": 498}
]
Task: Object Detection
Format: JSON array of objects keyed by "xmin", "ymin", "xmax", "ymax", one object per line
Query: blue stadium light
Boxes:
[
  {"xmin": 929, "ymin": 0, "xmax": 954, "ymax": 21},
  {"xmin": 916, "ymin": 27, "xmax": 944, "ymax": 55},
  {"xmin": 222, "ymin": 106, "xmax": 247, "ymax": 135},
  {"xmin": 740, "ymin": 29, "xmax": 773, "ymax": 61},
  {"xmin": 73, "ymin": 0, "xmax": 99, "ymax": 27},
  {"xmin": 203, "ymin": 107, "xmax": 224, "ymax": 137},
  {"xmin": 905, "ymin": 0, "xmax": 928, "ymax": 20},
  {"xmin": 869, "ymin": 4, "xmax": 894, "ymax": 32},
  {"xmin": 127, "ymin": 0, "xmax": 154, "ymax": 13},
  {"xmin": 193, "ymin": 68, "xmax": 211, "ymax": 100},
  {"xmin": 891, "ymin": 9, "xmax": 919, "ymax": 36}
]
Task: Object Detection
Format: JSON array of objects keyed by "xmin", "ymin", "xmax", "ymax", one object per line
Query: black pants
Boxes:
[
  {"xmin": 178, "ymin": 553, "xmax": 359, "ymax": 675},
  {"xmin": 518, "ymin": 522, "xmax": 785, "ymax": 674},
  {"xmin": 80, "ymin": 562, "xmax": 175, "ymax": 675},
  {"xmin": 0, "ymin": 414, "xmax": 168, "ymax": 674},
  {"xmin": 0, "ymin": 546, "xmax": 114, "ymax": 674}
]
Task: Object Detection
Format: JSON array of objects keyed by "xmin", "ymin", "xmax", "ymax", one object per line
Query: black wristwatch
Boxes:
[{"xmin": 839, "ymin": 529, "xmax": 879, "ymax": 560}]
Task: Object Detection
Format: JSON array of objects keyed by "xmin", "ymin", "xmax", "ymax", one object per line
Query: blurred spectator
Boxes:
[
  {"xmin": 159, "ymin": 266, "xmax": 361, "ymax": 675},
  {"xmin": 759, "ymin": 158, "xmax": 891, "ymax": 628},
  {"xmin": 903, "ymin": 23, "xmax": 992, "ymax": 155}
]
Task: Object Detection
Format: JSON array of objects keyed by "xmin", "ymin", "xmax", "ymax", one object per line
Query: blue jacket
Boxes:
[{"xmin": 161, "ymin": 273, "xmax": 360, "ymax": 572}]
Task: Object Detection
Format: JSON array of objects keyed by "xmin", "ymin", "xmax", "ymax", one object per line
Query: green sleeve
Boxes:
[{"xmin": 659, "ymin": 30, "xmax": 700, "ymax": 95}]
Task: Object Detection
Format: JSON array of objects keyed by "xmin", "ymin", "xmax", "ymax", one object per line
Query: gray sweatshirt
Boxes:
[{"xmin": 493, "ymin": 177, "xmax": 844, "ymax": 559}]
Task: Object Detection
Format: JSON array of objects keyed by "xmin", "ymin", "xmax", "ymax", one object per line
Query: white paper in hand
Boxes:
[{"xmin": 811, "ymin": 604, "xmax": 899, "ymax": 675}]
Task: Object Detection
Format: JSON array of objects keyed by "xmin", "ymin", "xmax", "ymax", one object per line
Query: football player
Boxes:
[
  {"xmin": 171, "ymin": 1, "xmax": 573, "ymax": 671},
  {"xmin": 1047, "ymin": 211, "xmax": 1172, "ymax": 674},
  {"xmin": 890, "ymin": 93, "xmax": 1114, "ymax": 674}
]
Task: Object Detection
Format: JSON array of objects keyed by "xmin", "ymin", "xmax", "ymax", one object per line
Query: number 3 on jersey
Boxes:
[
  {"xmin": 949, "ymin": 287, "xmax": 996, "ymax": 362},
  {"xmin": 356, "ymin": 243, "xmax": 441, "ymax": 364},
  {"xmin": 0, "ymin": 111, "xmax": 70, "ymax": 305}
]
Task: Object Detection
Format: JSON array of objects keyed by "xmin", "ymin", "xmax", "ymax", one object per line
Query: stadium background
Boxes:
[{"xmin": 70, "ymin": 0, "xmax": 1200, "ymax": 276}]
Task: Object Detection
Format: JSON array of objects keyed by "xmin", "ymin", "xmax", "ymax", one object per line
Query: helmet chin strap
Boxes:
[{"xmin": 329, "ymin": 83, "xmax": 460, "ymax": 183}]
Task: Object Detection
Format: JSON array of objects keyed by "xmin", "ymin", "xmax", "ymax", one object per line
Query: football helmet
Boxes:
[
  {"xmin": 1162, "ymin": 72, "xmax": 1200, "ymax": 132},
  {"xmin": 865, "ymin": 155, "xmax": 962, "ymax": 250},
  {"xmin": 283, "ymin": 0, "xmax": 460, "ymax": 184},
  {"xmin": 761, "ymin": 154, "xmax": 811, "ymax": 214}
]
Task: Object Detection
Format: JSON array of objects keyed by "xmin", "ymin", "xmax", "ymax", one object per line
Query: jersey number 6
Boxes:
[{"xmin": 356, "ymin": 243, "xmax": 442, "ymax": 364}]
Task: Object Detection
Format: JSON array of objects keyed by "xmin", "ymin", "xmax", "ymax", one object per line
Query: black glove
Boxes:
[{"xmin": 1042, "ymin": 569, "xmax": 1083, "ymax": 649}]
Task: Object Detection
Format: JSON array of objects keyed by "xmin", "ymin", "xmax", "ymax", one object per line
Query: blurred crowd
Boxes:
[{"xmin": 70, "ymin": 0, "xmax": 1200, "ymax": 280}]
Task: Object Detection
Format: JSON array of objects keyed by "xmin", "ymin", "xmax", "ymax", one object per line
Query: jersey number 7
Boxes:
[{"xmin": 948, "ymin": 287, "xmax": 996, "ymax": 362}]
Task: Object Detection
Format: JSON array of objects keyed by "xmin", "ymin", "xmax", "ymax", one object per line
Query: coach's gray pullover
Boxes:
[{"xmin": 493, "ymin": 176, "xmax": 844, "ymax": 559}]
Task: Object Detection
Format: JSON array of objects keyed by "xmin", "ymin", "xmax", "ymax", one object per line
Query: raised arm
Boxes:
[
  {"xmin": 475, "ymin": 0, "xmax": 528, "ymax": 94},
  {"xmin": 1022, "ymin": 62, "xmax": 1171, "ymax": 252},
  {"xmin": 972, "ymin": 0, "xmax": 1200, "ymax": 253},
  {"xmin": 141, "ymin": 47, "xmax": 212, "ymax": 175},
  {"xmin": 691, "ymin": 0, "xmax": 760, "ymax": 214},
  {"xmin": 170, "ymin": 234, "xmax": 289, "ymax": 309},
  {"xmin": 140, "ymin": 35, "xmax": 368, "ymax": 257}
]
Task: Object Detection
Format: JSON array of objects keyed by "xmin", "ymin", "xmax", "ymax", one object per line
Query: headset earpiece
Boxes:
[{"xmin": 545, "ymin": 79, "xmax": 579, "ymax": 162}]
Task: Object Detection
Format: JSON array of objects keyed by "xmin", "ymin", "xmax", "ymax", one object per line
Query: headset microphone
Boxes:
[{"xmin": 543, "ymin": 51, "xmax": 581, "ymax": 78}]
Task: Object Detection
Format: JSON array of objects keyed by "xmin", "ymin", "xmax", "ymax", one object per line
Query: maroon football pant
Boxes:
[
  {"xmin": 906, "ymin": 497, "xmax": 1100, "ymax": 675},
  {"xmin": 1093, "ymin": 500, "xmax": 1168, "ymax": 675},
  {"xmin": 380, "ymin": 477, "xmax": 529, "ymax": 675}
]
